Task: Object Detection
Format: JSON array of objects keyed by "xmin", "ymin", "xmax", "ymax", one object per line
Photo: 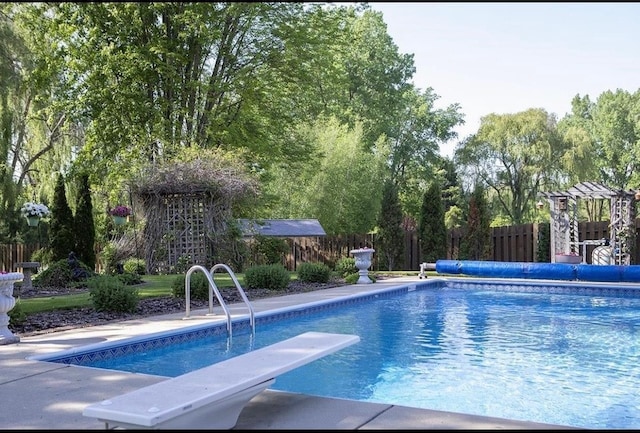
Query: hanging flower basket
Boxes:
[
  {"xmin": 109, "ymin": 205, "xmax": 131, "ymax": 226},
  {"xmin": 20, "ymin": 202, "xmax": 50, "ymax": 227}
]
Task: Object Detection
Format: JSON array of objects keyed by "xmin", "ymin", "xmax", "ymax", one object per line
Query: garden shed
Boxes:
[
  {"xmin": 237, "ymin": 219, "xmax": 327, "ymax": 271},
  {"xmin": 538, "ymin": 181, "xmax": 637, "ymax": 265}
]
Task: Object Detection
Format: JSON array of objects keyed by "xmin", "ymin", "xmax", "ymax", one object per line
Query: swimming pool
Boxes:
[{"xmin": 35, "ymin": 278, "xmax": 640, "ymax": 429}]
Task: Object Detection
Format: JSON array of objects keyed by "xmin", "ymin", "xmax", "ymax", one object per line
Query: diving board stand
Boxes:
[{"xmin": 82, "ymin": 331, "xmax": 360, "ymax": 429}]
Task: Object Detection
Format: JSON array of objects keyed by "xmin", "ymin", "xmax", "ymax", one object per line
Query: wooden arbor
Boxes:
[
  {"xmin": 131, "ymin": 156, "xmax": 259, "ymax": 274},
  {"xmin": 538, "ymin": 181, "xmax": 636, "ymax": 265}
]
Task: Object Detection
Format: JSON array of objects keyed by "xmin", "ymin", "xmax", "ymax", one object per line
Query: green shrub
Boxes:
[
  {"xmin": 297, "ymin": 262, "xmax": 331, "ymax": 283},
  {"xmin": 123, "ymin": 258, "xmax": 146, "ymax": 275},
  {"xmin": 87, "ymin": 275, "xmax": 139, "ymax": 313},
  {"xmin": 344, "ymin": 272, "xmax": 360, "ymax": 284},
  {"xmin": 171, "ymin": 272, "xmax": 210, "ymax": 301},
  {"xmin": 251, "ymin": 234, "xmax": 289, "ymax": 265},
  {"xmin": 344, "ymin": 272, "xmax": 376, "ymax": 284},
  {"xmin": 99, "ymin": 243, "xmax": 119, "ymax": 275},
  {"xmin": 335, "ymin": 257, "xmax": 357, "ymax": 277},
  {"xmin": 244, "ymin": 264, "xmax": 290, "ymax": 291},
  {"xmin": 30, "ymin": 248, "xmax": 54, "ymax": 267},
  {"xmin": 117, "ymin": 271, "xmax": 143, "ymax": 286},
  {"xmin": 33, "ymin": 258, "xmax": 95, "ymax": 288}
]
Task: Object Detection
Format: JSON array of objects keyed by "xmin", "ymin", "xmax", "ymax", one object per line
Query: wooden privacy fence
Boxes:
[
  {"xmin": 4, "ymin": 220, "xmax": 640, "ymax": 273},
  {"xmin": 288, "ymin": 219, "xmax": 640, "ymax": 270},
  {"xmin": 0, "ymin": 243, "xmax": 41, "ymax": 273}
]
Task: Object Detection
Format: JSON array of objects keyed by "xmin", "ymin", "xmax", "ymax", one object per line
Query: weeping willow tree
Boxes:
[{"xmin": 130, "ymin": 150, "xmax": 260, "ymax": 274}]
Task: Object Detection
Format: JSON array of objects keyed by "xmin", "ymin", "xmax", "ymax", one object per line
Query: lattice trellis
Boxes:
[{"xmin": 139, "ymin": 192, "xmax": 233, "ymax": 274}]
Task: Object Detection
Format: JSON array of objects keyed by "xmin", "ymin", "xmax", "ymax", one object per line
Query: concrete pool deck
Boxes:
[{"xmin": 0, "ymin": 276, "xmax": 577, "ymax": 430}]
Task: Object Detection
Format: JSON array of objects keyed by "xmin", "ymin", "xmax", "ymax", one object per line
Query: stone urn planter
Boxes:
[
  {"xmin": 0, "ymin": 272, "xmax": 23, "ymax": 345},
  {"xmin": 350, "ymin": 248, "xmax": 375, "ymax": 284}
]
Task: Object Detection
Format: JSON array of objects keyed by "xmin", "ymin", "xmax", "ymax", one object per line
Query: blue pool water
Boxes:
[{"xmin": 41, "ymin": 280, "xmax": 640, "ymax": 429}]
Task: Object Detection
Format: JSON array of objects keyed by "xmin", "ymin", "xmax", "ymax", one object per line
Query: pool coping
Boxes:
[{"xmin": 0, "ymin": 276, "xmax": 581, "ymax": 429}]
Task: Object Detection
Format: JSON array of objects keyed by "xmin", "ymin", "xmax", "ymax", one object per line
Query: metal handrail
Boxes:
[
  {"xmin": 184, "ymin": 265, "xmax": 232, "ymax": 337},
  {"xmin": 210, "ymin": 263, "xmax": 256, "ymax": 336}
]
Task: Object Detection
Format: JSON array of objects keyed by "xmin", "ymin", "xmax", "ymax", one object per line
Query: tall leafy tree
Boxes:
[
  {"xmin": 376, "ymin": 180, "xmax": 404, "ymax": 271},
  {"xmin": 418, "ymin": 182, "xmax": 446, "ymax": 262},
  {"xmin": 265, "ymin": 117, "xmax": 388, "ymax": 235},
  {"xmin": 73, "ymin": 173, "xmax": 96, "ymax": 270},
  {"xmin": 37, "ymin": 3, "xmax": 344, "ymax": 189},
  {"xmin": 332, "ymin": 7, "xmax": 416, "ymax": 147},
  {"xmin": 455, "ymin": 108, "xmax": 566, "ymax": 225},
  {"xmin": 560, "ymin": 89, "xmax": 640, "ymax": 191},
  {"xmin": 388, "ymin": 88, "xmax": 464, "ymax": 221},
  {"xmin": 0, "ymin": 3, "xmax": 84, "ymax": 241},
  {"xmin": 436, "ymin": 155, "xmax": 465, "ymax": 229},
  {"xmin": 49, "ymin": 173, "xmax": 75, "ymax": 262}
]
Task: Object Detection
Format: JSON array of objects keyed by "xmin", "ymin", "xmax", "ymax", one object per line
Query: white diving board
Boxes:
[{"xmin": 82, "ymin": 331, "xmax": 360, "ymax": 429}]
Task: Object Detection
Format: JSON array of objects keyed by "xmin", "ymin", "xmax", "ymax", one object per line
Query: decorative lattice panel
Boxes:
[
  {"xmin": 142, "ymin": 193, "xmax": 233, "ymax": 274},
  {"xmin": 160, "ymin": 194, "xmax": 207, "ymax": 271}
]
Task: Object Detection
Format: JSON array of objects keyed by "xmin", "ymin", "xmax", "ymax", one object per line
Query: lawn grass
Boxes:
[{"xmin": 17, "ymin": 273, "xmax": 241, "ymax": 314}]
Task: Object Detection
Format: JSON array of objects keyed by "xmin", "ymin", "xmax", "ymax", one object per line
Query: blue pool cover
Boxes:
[{"xmin": 435, "ymin": 259, "xmax": 640, "ymax": 283}]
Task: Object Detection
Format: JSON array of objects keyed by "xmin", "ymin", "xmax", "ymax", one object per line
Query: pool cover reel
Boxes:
[{"xmin": 435, "ymin": 259, "xmax": 640, "ymax": 283}]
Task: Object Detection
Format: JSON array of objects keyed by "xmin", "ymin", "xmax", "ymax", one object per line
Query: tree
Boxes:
[
  {"xmin": 49, "ymin": 173, "xmax": 75, "ymax": 262},
  {"xmin": 559, "ymin": 89, "xmax": 640, "ymax": 191},
  {"xmin": 376, "ymin": 180, "xmax": 404, "ymax": 270},
  {"xmin": 418, "ymin": 182, "xmax": 446, "ymax": 262},
  {"xmin": 536, "ymin": 222, "xmax": 551, "ymax": 263},
  {"xmin": 454, "ymin": 108, "xmax": 566, "ymax": 225},
  {"xmin": 459, "ymin": 184, "xmax": 491, "ymax": 260},
  {"xmin": 436, "ymin": 156, "xmax": 465, "ymax": 229},
  {"xmin": 387, "ymin": 88, "xmax": 464, "ymax": 221},
  {"xmin": 73, "ymin": 173, "xmax": 96, "ymax": 270},
  {"xmin": 263, "ymin": 117, "xmax": 388, "ymax": 235}
]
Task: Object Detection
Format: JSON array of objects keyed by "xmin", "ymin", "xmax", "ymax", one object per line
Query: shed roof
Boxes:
[{"xmin": 237, "ymin": 219, "xmax": 326, "ymax": 237}]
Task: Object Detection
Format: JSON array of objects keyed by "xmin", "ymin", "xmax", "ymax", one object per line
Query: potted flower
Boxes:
[
  {"xmin": 20, "ymin": 202, "xmax": 50, "ymax": 227},
  {"xmin": 109, "ymin": 205, "xmax": 131, "ymax": 225}
]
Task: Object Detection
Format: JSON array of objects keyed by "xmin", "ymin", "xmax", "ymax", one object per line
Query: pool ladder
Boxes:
[{"xmin": 184, "ymin": 263, "xmax": 256, "ymax": 338}]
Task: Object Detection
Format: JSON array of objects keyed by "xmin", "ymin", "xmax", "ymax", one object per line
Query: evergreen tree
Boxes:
[
  {"xmin": 459, "ymin": 184, "xmax": 491, "ymax": 260},
  {"xmin": 418, "ymin": 183, "xmax": 447, "ymax": 262},
  {"xmin": 376, "ymin": 180, "xmax": 404, "ymax": 271},
  {"xmin": 49, "ymin": 173, "xmax": 75, "ymax": 262},
  {"xmin": 536, "ymin": 222, "xmax": 551, "ymax": 262},
  {"xmin": 74, "ymin": 173, "xmax": 96, "ymax": 270}
]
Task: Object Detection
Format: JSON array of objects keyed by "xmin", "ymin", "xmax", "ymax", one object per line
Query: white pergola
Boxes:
[{"xmin": 538, "ymin": 181, "xmax": 637, "ymax": 265}]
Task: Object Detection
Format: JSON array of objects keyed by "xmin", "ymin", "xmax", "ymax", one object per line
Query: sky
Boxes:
[{"xmin": 367, "ymin": 2, "xmax": 640, "ymax": 157}]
